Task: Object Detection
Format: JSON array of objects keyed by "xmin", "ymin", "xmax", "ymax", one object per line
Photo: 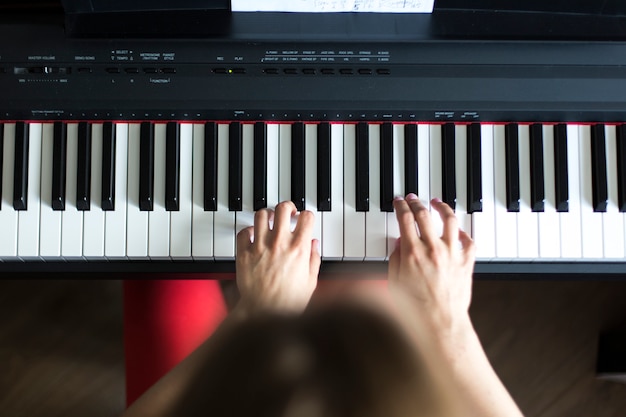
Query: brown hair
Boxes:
[{"xmin": 172, "ymin": 303, "xmax": 439, "ymax": 417}]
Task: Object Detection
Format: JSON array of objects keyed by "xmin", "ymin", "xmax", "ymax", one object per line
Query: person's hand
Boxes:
[
  {"xmin": 388, "ymin": 194, "xmax": 475, "ymax": 338},
  {"xmin": 235, "ymin": 201, "xmax": 321, "ymax": 315}
]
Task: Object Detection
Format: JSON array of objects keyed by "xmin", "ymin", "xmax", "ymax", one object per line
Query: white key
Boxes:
[
  {"xmin": 365, "ymin": 124, "xmax": 387, "ymax": 260},
  {"xmin": 417, "ymin": 124, "xmax": 431, "ymax": 203},
  {"xmin": 278, "ymin": 124, "xmax": 291, "ymax": 203},
  {"xmin": 214, "ymin": 124, "xmax": 235, "ymax": 259},
  {"xmin": 493, "ymin": 125, "xmax": 518, "ymax": 259},
  {"xmin": 39, "ymin": 123, "xmax": 62, "ymax": 257},
  {"xmin": 0, "ymin": 123, "xmax": 17, "ymax": 257},
  {"xmin": 18, "ymin": 123, "xmax": 42, "ymax": 258},
  {"xmin": 560, "ymin": 125, "xmax": 582, "ymax": 259},
  {"xmin": 387, "ymin": 124, "xmax": 404, "ymax": 258},
  {"xmin": 322, "ymin": 124, "xmax": 344, "ymax": 260},
  {"xmin": 579, "ymin": 125, "xmax": 604, "ymax": 258},
  {"xmin": 236, "ymin": 124, "xmax": 255, "ymax": 240},
  {"xmin": 191, "ymin": 123, "xmax": 214, "ymax": 258},
  {"xmin": 455, "ymin": 125, "xmax": 471, "ymax": 236},
  {"xmin": 61, "ymin": 123, "xmax": 84, "ymax": 257},
  {"xmin": 148, "ymin": 124, "xmax": 170, "ymax": 258},
  {"xmin": 126, "ymin": 123, "xmax": 148, "ymax": 258},
  {"xmin": 429, "ymin": 125, "xmax": 444, "ymax": 237},
  {"xmin": 517, "ymin": 124, "xmax": 539, "ymax": 259},
  {"xmin": 170, "ymin": 123, "xmax": 193, "ymax": 257},
  {"xmin": 105, "ymin": 123, "xmax": 128, "ymax": 258},
  {"xmin": 83, "ymin": 123, "xmax": 105, "ymax": 257},
  {"xmin": 266, "ymin": 124, "xmax": 280, "ymax": 208},
  {"xmin": 473, "ymin": 124, "xmax": 496, "ymax": 259},
  {"xmin": 603, "ymin": 125, "xmax": 624, "ymax": 258},
  {"xmin": 343, "ymin": 124, "xmax": 365, "ymax": 260},
  {"xmin": 538, "ymin": 125, "xmax": 561, "ymax": 259},
  {"xmin": 304, "ymin": 123, "xmax": 322, "ymax": 242}
]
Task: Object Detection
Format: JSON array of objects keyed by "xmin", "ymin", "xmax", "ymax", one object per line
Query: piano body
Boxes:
[{"xmin": 2, "ymin": 1, "xmax": 626, "ymax": 277}]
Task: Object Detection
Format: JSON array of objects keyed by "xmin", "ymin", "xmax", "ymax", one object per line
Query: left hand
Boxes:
[{"xmin": 235, "ymin": 201, "xmax": 321, "ymax": 315}]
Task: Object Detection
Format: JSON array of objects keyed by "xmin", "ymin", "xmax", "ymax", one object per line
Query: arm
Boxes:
[
  {"xmin": 389, "ymin": 194, "xmax": 523, "ymax": 417},
  {"xmin": 121, "ymin": 201, "xmax": 320, "ymax": 417}
]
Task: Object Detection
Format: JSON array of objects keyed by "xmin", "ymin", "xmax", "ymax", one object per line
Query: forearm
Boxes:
[{"xmin": 417, "ymin": 316, "xmax": 524, "ymax": 417}]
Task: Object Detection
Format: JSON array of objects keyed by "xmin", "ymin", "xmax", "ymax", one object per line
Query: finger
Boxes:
[
  {"xmin": 294, "ymin": 210, "xmax": 315, "ymax": 243},
  {"xmin": 273, "ymin": 201, "xmax": 297, "ymax": 235},
  {"xmin": 459, "ymin": 229, "xmax": 475, "ymax": 260},
  {"xmin": 432, "ymin": 198, "xmax": 458, "ymax": 245},
  {"xmin": 236, "ymin": 226, "xmax": 254, "ymax": 254},
  {"xmin": 388, "ymin": 237, "xmax": 401, "ymax": 281},
  {"xmin": 405, "ymin": 194, "xmax": 438, "ymax": 246},
  {"xmin": 309, "ymin": 239, "xmax": 322, "ymax": 280},
  {"xmin": 393, "ymin": 197, "xmax": 420, "ymax": 249},
  {"xmin": 253, "ymin": 208, "xmax": 272, "ymax": 242}
]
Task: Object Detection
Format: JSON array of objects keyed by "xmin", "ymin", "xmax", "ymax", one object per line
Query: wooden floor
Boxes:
[{"xmin": 1, "ymin": 277, "xmax": 625, "ymax": 417}]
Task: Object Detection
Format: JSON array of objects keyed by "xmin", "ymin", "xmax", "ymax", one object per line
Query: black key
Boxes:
[
  {"xmin": 165, "ymin": 122, "xmax": 180, "ymax": 211},
  {"xmin": 380, "ymin": 122, "xmax": 393, "ymax": 212},
  {"xmin": 253, "ymin": 122, "xmax": 267, "ymax": 211},
  {"xmin": 617, "ymin": 125, "xmax": 626, "ymax": 212},
  {"xmin": 13, "ymin": 122, "xmax": 28, "ymax": 211},
  {"xmin": 229, "ymin": 122, "xmax": 242, "ymax": 211},
  {"xmin": 529, "ymin": 123, "xmax": 545, "ymax": 212},
  {"xmin": 591, "ymin": 124, "xmax": 608, "ymax": 212},
  {"xmin": 317, "ymin": 122, "xmax": 331, "ymax": 212},
  {"xmin": 76, "ymin": 122, "xmax": 92, "ymax": 211},
  {"xmin": 101, "ymin": 122, "xmax": 115, "ymax": 211},
  {"xmin": 0, "ymin": 123, "xmax": 4, "ymax": 206},
  {"xmin": 467, "ymin": 123, "xmax": 482, "ymax": 213},
  {"xmin": 291, "ymin": 122, "xmax": 305, "ymax": 211},
  {"xmin": 139, "ymin": 122, "xmax": 154, "ymax": 211},
  {"xmin": 554, "ymin": 124, "xmax": 569, "ymax": 212},
  {"xmin": 204, "ymin": 122, "xmax": 218, "ymax": 211},
  {"xmin": 441, "ymin": 123, "xmax": 456, "ymax": 210},
  {"xmin": 51, "ymin": 122, "xmax": 67, "ymax": 211},
  {"xmin": 356, "ymin": 122, "xmax": 370, "ymax": 212},
  {"xmin": 404, "ymin": 124, "xmax": 418, "ymax": 196},
  {"xmin": 505, "ymin": 124, "xmax": 520, "ymax": 212}
]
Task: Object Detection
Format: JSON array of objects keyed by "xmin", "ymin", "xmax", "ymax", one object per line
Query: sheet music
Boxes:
[{"xmin": 232, "ymin": 0, "xmax": 434, "ymax": 13}]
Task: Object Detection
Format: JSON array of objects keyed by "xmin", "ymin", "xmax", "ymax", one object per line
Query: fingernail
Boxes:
[
  {"xmin": 394, "ymin": 196, "xmax": 404, "ymax": 201},
  {"xmin": 432, "ymin": 197, "xmax": 442, "ymax": 204},
  {"xmin": 406, "ymin": 193, "xmax": 419, "ymax": 201}
]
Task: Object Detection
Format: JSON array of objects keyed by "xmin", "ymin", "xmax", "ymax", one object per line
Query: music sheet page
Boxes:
[{"xmin": 232, "ymin": 0, "xmax": 434, "ymax": 13}]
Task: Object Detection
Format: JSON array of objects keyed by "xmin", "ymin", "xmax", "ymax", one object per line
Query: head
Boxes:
[{"xmin": 172, "ymin": 300, "xmax": 442, "ymax": 417}]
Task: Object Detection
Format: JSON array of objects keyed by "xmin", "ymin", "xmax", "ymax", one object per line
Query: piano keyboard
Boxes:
[{"xmin": 1, "ymin": 120, "xmax": 625, "ymax": 262}]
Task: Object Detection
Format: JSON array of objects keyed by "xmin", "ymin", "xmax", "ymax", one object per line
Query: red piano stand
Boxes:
[{"xmin": 123, "ymin": 277, "xmax": 229, "ymax": 406}]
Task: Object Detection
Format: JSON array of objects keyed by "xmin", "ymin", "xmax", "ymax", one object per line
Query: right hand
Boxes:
[{"xmin": 388, "ymin": 194, "xmax": 476, "ymax": 337}]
